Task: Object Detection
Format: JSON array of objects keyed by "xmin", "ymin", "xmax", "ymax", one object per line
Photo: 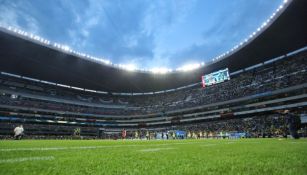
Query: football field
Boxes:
[{"xmin": 0, "ymin": 139, "xmax": 306, "ymax": 175}]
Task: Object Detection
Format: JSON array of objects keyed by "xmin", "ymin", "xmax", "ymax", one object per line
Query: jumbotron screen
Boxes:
[{"xmin": 202, "ymin": 68, "xmax": 230, "ymax": 87}]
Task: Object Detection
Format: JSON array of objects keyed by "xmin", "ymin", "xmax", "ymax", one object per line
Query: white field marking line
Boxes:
[
  {"xmin": 0, "ymin": 141, "xmax": 207, "ymax": 152},
  {"xmin": 0, "ymin": 145, "xmax": 137, "ymax": 152},
  {"xmin": 139, "ymin": 147, "xmax": 175, "ymax": 152},
  {"xmin": 0, "ymin": 156, "xmax": 54, "ymax": 163}
]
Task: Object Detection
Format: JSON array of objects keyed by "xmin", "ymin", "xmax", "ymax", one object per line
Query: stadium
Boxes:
[{"xmin": 0, "ymin": 0, "xmax": 307, "ymax": 174}]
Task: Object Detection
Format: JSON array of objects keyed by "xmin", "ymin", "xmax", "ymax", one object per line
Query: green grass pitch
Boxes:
[{"xmin": 0, "ymin": 139, "xmax": 307, "ymax": 175}]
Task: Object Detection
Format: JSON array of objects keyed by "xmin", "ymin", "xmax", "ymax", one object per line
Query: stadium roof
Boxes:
[{"xmin": 0, "ymin": 0, "xmax": 307, "ymax": 93}]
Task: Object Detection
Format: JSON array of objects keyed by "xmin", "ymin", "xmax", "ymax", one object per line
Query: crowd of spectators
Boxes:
[
  {"xmin": 0, "ymin": 51, "xmax": 306, "ymax": 116},
  {"xmin": 125, "ymin": 113, "xmax": 306, "ymax": 139},
  {"xmin": 131, "ymin": 52, "xmax": 307, "ymax": 113},
  {"xmin": 1, "ymin": 112, "xmax": 306, "ymax": 139},
  {"xmin": 0, "ymin": 95, "xmax": 140, "ymax": 116},
  {"xmin": 176, "ymin": 114, "xmax": 290, "ymax": 138}
]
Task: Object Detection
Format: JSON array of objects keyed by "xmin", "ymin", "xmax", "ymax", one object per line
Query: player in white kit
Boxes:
[{"xmin": 14, "ymin": 125, "xmax": 24, "ymax": 140}]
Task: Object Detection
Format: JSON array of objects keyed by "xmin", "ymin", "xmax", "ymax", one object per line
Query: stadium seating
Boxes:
[{"xmin": 0, "ymin": 49, "xmax": 306, "ymax": 138}]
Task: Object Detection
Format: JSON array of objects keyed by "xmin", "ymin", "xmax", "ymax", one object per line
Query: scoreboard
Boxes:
[{"xmin": 202, "ymin": 68, "xmax": 230, "ymax": 87}]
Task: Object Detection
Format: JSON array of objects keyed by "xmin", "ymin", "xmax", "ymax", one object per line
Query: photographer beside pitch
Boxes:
[{"xmin": 14, "ymin": 125, "xmax": 24, "ymax": 140}]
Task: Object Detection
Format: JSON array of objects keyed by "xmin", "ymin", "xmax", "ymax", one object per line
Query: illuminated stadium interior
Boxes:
[
  {"xmin": 0, "ymin": 0, "xmax": 306, "ymax": 129},
  {"xmin": 0, "ymin": 0, "xmax": 307, "ymax": 174},
  {"xmin": 0, "ymin": 0, "xmax": 306, "ymax": 135}
]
